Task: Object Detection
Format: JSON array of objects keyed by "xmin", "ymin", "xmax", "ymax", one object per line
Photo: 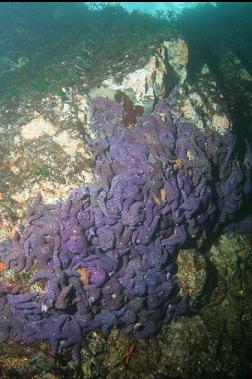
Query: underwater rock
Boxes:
[
  {"xmin": 0, "ymin": 56, "xmax": 16, "ymax": 75},
  {"xmin": 89, "ymin": 38, "xmax": 189, "ymax": 116},
  {"xmin": 0, "ymin": 94, "xmax": 251, "ymax": 361},
  {"xmin": 20, "ymin": 116, "xmax": 56, "ymax": 141},
  {"xmin": 0, "ymin": 56, "xmax": 29, "ymax": 77},
  {"xmin": 163, "ymin": 38, "xmax": 189, "ymax": 84}
]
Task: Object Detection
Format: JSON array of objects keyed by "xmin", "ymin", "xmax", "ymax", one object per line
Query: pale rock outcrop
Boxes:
[{"xmin": 88, "ymin": 38, "xmax": 189, "ymax": 115}]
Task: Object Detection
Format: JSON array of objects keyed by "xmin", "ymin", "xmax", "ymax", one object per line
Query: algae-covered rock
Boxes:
[{"xmin": 89, "ymin": 37, "xmax": 189, "ymax": 116}]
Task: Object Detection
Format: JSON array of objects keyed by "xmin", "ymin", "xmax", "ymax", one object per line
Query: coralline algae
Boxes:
[{"xmin": 0, "ymin": 95, "xmax": 252, "ymax": 361}]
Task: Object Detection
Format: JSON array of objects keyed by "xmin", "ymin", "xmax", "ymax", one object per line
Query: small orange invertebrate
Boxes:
[
  {"xmin": 173, "ymin": 158, "xmax": 184, "ymax": 170},
  {"xmin": 151, "ymin": 187, "xmax": 167, "ymax": 205},
  {"xmin": 160, "ymin": 187, "xmax": 166, "ymax": 202},
  {"xmin": 122, "ymin": 343, "xmax": 135, "ymax": 366},
  {"xmin": 151, "ymin": 191, "xmax": 161, "ymax": 205},
  {"xmin": 77, "ymin": 267, "xmax": 91, "ymax": 286},
  {"xmin": 0, "ymin": 261, "xmax": 5, "ymax": 271}
]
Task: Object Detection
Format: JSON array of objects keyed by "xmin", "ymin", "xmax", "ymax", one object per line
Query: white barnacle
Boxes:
[{"xmin": 41, "ymin": 303, "xmax": 48, "ymax": 313}]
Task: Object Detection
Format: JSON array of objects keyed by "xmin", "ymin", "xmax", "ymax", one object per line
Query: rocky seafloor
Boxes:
[{"xmin": 0, "ymin": 3, "xmax": 252, "ymax": 379}]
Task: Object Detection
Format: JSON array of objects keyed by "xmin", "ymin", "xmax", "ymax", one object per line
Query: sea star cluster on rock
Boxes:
[{"xmin": 0, "ymin": 95, "xmax": 251, "ymax": 361}]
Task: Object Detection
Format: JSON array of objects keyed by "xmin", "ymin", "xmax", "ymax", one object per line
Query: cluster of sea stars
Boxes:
[{"xmin": 0, "ymin": 95, "xmax": 251, "ymax": 361}]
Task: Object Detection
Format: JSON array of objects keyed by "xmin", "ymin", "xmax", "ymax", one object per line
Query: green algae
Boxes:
[{"xmin": 33, "ymin": 166, "xmax": 51, "ymax": 177}]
